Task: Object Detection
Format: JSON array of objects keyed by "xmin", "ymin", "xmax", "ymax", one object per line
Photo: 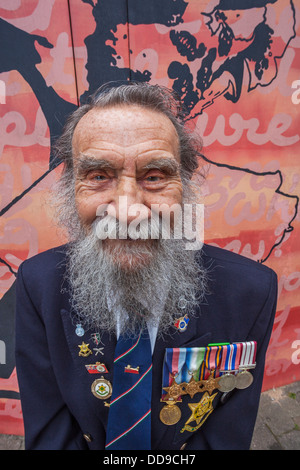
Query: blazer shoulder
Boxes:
[
  {"xmin": 201, "ymin": 243, "xmax": 276, "ymax": 273},
  {"xmin": 18, "ymin": 244, "xmax": 68, "ymax": 281},
  {"xmin": 200, "ymin": 244, "xmax": 277, "ymax": 295}
]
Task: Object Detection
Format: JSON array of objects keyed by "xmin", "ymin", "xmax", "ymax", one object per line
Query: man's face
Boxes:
[{"xmin": 72, "ymin": 105, "xmax": 183, "ymax": 270}]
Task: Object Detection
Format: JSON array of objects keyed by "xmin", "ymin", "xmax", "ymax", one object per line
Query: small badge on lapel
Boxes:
[
  {"xmin": 91, "ymin": 377, "xmax": 112, "ymax": 400},
  {"xmin": 85, "ymin": 362, "xmax": 109, "ymax": 374},
  {"xmin": 75, "ymin": 323, "xmax": 85, "ymax": 337},
  {"xmin": 78, "ymin": 342, "xmax": 92, "ymax": 357},
  {"xmin": 174, "ymin": 314, "xmax": 190, "ymax": 332}
]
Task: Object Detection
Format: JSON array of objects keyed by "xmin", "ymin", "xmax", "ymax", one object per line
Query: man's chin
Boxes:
[{"xmin": 102, "ymin": 239, "xmax": 156, "ymax": 272}]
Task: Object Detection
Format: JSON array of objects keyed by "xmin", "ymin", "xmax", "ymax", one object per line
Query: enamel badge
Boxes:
[
  {"xmin": 85, "ymin": 362, "xmax": 109, "ymax": 374},
  {"xmin": 174, "ymin": 314, "xmax": 189, "ymax": 332},
  {"xmin": 91, "ymin": 377, "xmax": 112, "ymax": 400}
]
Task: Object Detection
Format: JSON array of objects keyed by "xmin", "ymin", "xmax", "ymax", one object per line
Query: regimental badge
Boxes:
[
  {"xmin": 91, "ymin": 377, "xmax": 112, "ymax": 400},
  {"xmin": 180, "ymin": 392, "xmax": 218, "ymax": 433},
  {"xmin": 78, "ymin": 342, "xmax": 92, "ymax": 357},
  {"xmin": 174, "ymin": 314, "xmax": 190, "ymax": 332},
  {"xmin": 85, "ymin": 362, "xmax": 109, "ymax": 374}
]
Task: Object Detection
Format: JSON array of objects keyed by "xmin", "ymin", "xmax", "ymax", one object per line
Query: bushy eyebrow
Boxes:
[
  {"xmin": 142, "ymin": 158, "xmax": 180, "ymax": 175},
  {"xmin": 75, "ymin": 153, "xmax": 115, "ymax": 175}
]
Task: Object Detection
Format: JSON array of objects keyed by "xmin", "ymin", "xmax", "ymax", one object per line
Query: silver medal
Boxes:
[
  {"xmin": 217, "ymin": 373, "xmax": 237, "ymax": 392},
  {"xmin": 235, "ymin": 370, "xmax": 253, "ymax": 389}
]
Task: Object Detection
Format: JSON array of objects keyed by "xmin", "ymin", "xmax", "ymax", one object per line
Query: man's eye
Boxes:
[
  {"xmin": 93, "ymin": 174, "xmax": 108, "ymax": 181},
  {"xmin": 146, "ymin": 175, "xmax": 161, "ymax": 182}
]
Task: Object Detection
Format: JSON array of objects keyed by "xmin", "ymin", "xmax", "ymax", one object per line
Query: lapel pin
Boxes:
[
  {"xmin": 78, "ymin": 342, "xmax": 92, "ymax": 357},
  {"xmin": 85, "ymin": 362, "xmax": 109, "ymax": 374},
  {"xmin": 91, "ymin": 332, "xmax": 102, "ymax": 345},
  {"xmin": 75, "ymin": 323, "xmax": 85, "ymax": 337},
  {"xmin": 174, "ymin": 314, "xmax": 190, "ymax": 332},
  {"xmin": 91, "ymin": 377, "xmax": 112, "ymax": 400},
  {"xmin": 93, "ymin": 347, "xmax": 104, "ymax": 356},
  {"xmin": 124, "ymin": 365, "xmax": 140, "ymax": 374}
]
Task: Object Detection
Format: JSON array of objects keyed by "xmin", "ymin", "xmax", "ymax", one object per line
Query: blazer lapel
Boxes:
[{"xmin": 60, "ymin": 308, "xmax": 117, "ymax": 428}]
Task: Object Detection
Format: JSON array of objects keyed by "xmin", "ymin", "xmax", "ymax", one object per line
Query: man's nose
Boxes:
[{"xmin": 114, "ymin": 177, "xmax": 150, "ymax": 224}]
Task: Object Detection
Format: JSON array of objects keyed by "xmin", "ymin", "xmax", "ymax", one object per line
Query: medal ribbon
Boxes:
[
  {"xmin": 239, "ymin": 341, "xmax": 257, "ymax": 368},
  {"xmin": 162, "ymin": 348, "xmax": 187, "ymax": 391},
  {"xmin": 199, "ymin": 346, "xmax": 222, "ymax": 379},
  {"xmin": 219, "ymin": 343, "xmax": 242, "ymax": 374},
  {"xmin": 181, "ymin": 347, "xmax": 205, "ymax": 383},
  {"xmin": 161, "ymin": 347, "xmax": 205, "ymax": 399}
]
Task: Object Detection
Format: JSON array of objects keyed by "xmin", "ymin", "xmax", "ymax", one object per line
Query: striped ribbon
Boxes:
[
  {"xmin": 162, "ymin": 347, "xmax": 205, "ymax": 398},
  {"xmin": 162, "ymin": 341, "xmax": 257, "ymax": 398},
  {"xmin": 199, "ymin": 346, "xmax": 222, "ymax": 379},
  {"xmin": 239, "ymin": 341, "xmax": 257, "ymax": 369},
  {"xmin": 219, "ymin": 343, "xmax": 242, "ymax": 375}
]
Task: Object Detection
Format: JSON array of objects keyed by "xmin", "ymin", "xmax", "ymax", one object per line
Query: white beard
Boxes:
[{"xmin": 64, "ymin": 220, "xmax": 207, "ymax": 338}]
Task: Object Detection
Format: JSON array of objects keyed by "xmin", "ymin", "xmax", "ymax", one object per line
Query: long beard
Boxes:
[{"xmin": 64, "ymin": 223, "xmax": 207, "ymax": 338}]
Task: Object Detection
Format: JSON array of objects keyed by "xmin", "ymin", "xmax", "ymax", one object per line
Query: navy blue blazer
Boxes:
[{"xmin": 15, "ymin": 244, "xmax": 277, "ymax": 450}]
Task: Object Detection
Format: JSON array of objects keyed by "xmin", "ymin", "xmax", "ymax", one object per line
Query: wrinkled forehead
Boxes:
[{"xmin": 72, "ymin": 104, "xmax": 180, "ymax": 158}]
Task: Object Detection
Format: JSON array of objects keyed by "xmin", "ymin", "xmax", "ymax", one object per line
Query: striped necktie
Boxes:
[{"xmin": 105, "ymin": 327, "xmax": 153, "ymax": 450}]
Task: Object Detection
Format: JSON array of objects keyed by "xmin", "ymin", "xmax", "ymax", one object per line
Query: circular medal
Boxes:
[
  {"xmin": 91, "ymin": 377, "xmax": 112, "ymax": 400},
  {"xmin": 159, "ymin": 402, "xmax": 181, "ymax": 426},
  {"xmin": 235, "ymin": 370, "xmax": 253, "ymax": 389},
  {"xmin": 217, "ymin": 373, "xmax": 237, "ymax": 392}
]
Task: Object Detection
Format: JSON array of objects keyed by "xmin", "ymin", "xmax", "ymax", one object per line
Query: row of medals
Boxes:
[{"xmin": 160, "ymin": 366, "xmax": 254, "ymax": 426}]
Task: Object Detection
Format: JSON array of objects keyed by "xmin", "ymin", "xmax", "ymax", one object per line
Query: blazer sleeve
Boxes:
[
  {"xmin": 15, "ymin": 261, "xmax": 86, "ymax": 450},
  {"xmin": 184, "ymin": 268, "xmax": 278, "ymax": 450}
]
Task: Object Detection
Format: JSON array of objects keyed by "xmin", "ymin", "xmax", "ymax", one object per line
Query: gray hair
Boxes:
[{"xmin": 53, "ymin": 81, "xmax": 202, "ymax": 180}]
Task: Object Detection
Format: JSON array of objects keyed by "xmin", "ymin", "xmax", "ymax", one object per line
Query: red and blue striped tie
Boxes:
[{"xmin": 105, "ymin": 328, "xmax": 153, "ymax": 450}]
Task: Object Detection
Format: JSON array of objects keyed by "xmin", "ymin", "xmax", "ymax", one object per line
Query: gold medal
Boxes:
[
  {"xmin": 91, "ymin": 376, "xmax": 112, "ymax": 400},
  {"xmin": 159, "ymin": 401, "xmax": 182, "ymax": 425}
]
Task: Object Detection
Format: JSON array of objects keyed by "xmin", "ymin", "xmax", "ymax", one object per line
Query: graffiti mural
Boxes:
[{"xmin": 0, "ymin": 0, "xmax": 299, "ymax": 435}]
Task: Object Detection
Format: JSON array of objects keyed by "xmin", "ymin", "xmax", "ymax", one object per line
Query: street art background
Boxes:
[{"xmin": 0, "ymin": 0, "xmax": 299, "ymax": 435}]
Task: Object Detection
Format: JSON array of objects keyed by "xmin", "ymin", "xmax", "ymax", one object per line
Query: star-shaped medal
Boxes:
[
  {"xmin": 184, "ymin": 376, "xmax": 201, "ymax": 399},
  {"xmin": 202, "ymin": 370, "xmax": 220, "ymax": 395},
  {"xmin": 162, "ymin": 376, "xmax": 184, "ymax": 402},
  {"xmin": 185, "ymin": 392, "xmax": 217, "ymax": 427}
]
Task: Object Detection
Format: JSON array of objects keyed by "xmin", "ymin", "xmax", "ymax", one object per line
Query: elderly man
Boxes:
[{"xmin": 15, "ymin": 82, "xmax": 277, "ymax": 450}]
